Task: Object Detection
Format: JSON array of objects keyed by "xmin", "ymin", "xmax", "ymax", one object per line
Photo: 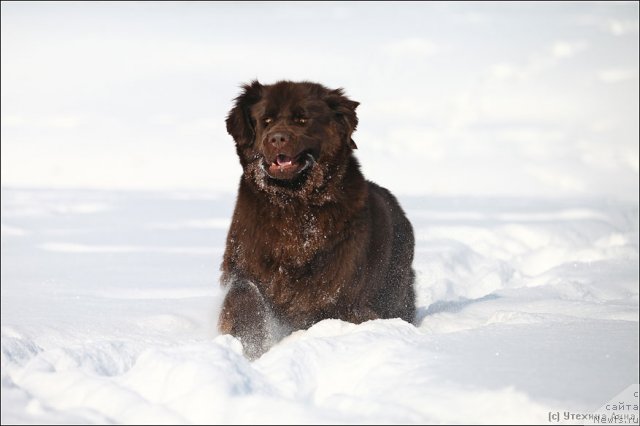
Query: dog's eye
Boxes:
[
  {"xmin": 263, "ymin": 118, "xmax": 272, "ymax": 126},
  {"xmin": 294, "ymin": 117, "xmax": 308, "ymax": 125}
]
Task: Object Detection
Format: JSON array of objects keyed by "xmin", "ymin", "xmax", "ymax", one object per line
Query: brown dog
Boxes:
[{"xmin": 218, "ymin": 80, "xmax": 415, "ymax": 359}]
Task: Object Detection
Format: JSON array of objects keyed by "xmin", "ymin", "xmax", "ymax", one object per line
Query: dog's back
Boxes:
[{"xmin": 366, "ymin": 181, "xmax": 416, "ymax": 322}]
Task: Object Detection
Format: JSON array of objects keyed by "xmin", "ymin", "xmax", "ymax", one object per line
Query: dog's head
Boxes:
[{"xmin": 226, "ymin": 80, "xmax": 359, "ymax": 198}]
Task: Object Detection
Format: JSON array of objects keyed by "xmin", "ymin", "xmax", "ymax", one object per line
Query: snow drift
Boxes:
[{"xmin": 1, "ymin": 188, "xmax": 638, "ymax": 424}]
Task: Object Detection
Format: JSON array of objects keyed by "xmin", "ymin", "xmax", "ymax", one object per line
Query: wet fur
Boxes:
[{"xmin": 218, "ymin": 80, "xmax": 415, "ymax": 359}]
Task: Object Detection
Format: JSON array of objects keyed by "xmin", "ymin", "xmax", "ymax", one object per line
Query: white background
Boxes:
[{"xmin": 2, "ymin": 2, "xmax": 638, "ymax": 200}]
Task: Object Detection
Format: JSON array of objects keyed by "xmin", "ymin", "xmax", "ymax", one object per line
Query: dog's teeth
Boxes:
[{"xmin": 276, "ymin": 155, "xmax": 293, "ymax": 166}]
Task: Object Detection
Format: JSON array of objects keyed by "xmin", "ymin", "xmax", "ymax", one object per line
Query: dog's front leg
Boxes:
[{"xmin": 218, "ymin": 279, "xmax": 270, "ymax": 360}]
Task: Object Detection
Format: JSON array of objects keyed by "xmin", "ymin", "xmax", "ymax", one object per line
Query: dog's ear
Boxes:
[
  {"xmin": 226, "ymin": 80, "xmax": 263, "ymax": 146},
  {"xmin": 325, "ymin": 89, "xmax": 359, "ymax": 149}
]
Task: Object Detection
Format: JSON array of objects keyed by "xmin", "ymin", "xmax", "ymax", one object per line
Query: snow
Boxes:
[
  {"xmin": 2, "ymin": 187, "xmax": 638, "ymax": 424},
  {"xmin": 2, "ymin": 3, "xmax": 639, "ymax": 202},
  {"xmin": 1, "ymin": 2, "xmax": 637, "ymax": 422}
]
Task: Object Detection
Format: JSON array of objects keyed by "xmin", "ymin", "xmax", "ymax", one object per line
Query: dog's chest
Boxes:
[{"xmin": 258, "ymin": 209, "xmax": 328, "ymax": 268}]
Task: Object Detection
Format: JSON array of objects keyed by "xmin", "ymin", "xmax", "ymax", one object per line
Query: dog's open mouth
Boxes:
[{"xmin": 263, "ymin": 152, "xmax": 315, "ymax": 180}]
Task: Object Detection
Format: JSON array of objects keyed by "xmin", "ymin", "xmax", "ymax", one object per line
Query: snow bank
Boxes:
[{"xmin": 1, "ymin": 188, "xmax": 638, "ymax": 424}]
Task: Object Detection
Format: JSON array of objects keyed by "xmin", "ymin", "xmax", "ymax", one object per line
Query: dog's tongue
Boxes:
[{"xmin": 276, "ymin": 154, "xmax": 293, "ymax": 166}]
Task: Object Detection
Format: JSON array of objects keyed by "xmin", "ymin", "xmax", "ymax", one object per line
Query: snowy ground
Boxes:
[{"xmin": 1, "ymin": 187, "xmax": 638, "ymax": 424}]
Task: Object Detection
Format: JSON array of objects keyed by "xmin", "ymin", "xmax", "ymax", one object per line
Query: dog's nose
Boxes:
[{"xmin": 268, "ymin": 132, "xmax": 290, "ymax": 146}]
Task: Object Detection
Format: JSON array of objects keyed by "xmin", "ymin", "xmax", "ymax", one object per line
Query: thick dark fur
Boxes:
[{"xmin": 219, "ymin": 80, "xmax": 415, "ymax": 359}]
